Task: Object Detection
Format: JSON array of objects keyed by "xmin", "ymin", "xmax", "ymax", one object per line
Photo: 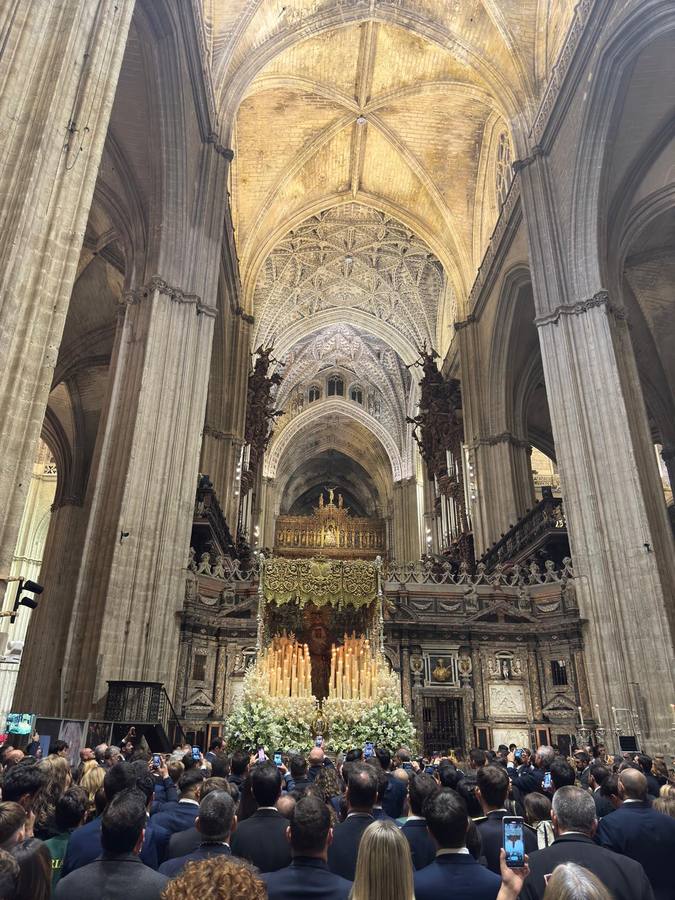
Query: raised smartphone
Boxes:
[
  {"xmin": 502, "ymin": 816, "xmax": 525, "ymax": 868},
  {"xmin": 191, "ymin": 746, "xmax": 200, "ymax": 761}
]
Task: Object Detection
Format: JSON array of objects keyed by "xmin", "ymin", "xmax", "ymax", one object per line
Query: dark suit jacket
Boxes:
[
  {"xmin": 475, "ymin": 809, "xmax": 538, "ymax": 874},
  {"xmin": 165, "ymin": 825, "xmax": 200, "ymax": 860},
  {"xmin": 230, "ymin": 808, "xmax": 292, "ymax": 872},
  {"xmin": 593, "ymin": 788, "xmax": 615, "ymax": 818},
  {"xmin": 598, "ymin": 800, "xmax": 675, "ymax": 900},
  {"xmin": 413, "ymin": 852, "xmax": 501, "ymax": 900},
  {"xmin": 507, "ymin": 765, "xmax": 545, "ymax": 796},
  {"xmin": 263, "ymin": 857, "xmax": 352, "ymax": 900},
  {"xmin": 382, "ymin": 773, "xmax": 407, "ymax": 819},
  {"xmin": 55, "ymin": 852, "xmax": 168, "ymax": 900},
  {"xmin": 158, "ymin": 842, "xmax": 231, "ymax": 878},
  {"xmin": 327, "ymin": 812, "xmax": 375, "ymax": 881},
  {"xmin": 520, "ymin": 833, "xmax": 654, "ymax": 900},
  {"xmin": 60, "ymin": 815, "xmax": 163, "ymax": 876},
  {"xmin": 401, "ymin": 818, "xmax": 436, "ymax": 870}
]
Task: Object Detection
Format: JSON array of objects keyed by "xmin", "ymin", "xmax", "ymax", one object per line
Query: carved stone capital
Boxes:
[
  {"xmin": 122, "ymin": 276, "xmax": 217, "ymax": 318},
  {"xmin": 206, "ymin": 132, "xmax": 234, "ymax": 161},
  {"xmin": 534, "ymin": 291, "xmax": 626, "ymax": 328}
]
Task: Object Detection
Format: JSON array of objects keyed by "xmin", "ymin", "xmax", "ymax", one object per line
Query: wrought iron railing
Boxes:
[{"xmin": 479, "ymin": 490, "xmax": 567, "ymax": 572}]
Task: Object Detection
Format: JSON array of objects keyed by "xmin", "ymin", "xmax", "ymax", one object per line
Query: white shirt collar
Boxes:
[
  {"xmin": 179, "ymin": 798, "xmax": 200, "ymax": 807},
  {"xmin": 437, "ymin": 847, "xmax": 469, "ymax": 856},
  {"xmin": 622, "ymin": 798, "xmax": 644, "ymax": 804}
]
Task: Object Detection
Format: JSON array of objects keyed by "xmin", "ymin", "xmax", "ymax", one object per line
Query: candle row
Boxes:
[
  {"xmin": 329, "ymin": 633, "xmax": 378, "ymax": 700},
  {"xmin": 260, "ymin": 633, "xmax": 313, "ymax": 698}
]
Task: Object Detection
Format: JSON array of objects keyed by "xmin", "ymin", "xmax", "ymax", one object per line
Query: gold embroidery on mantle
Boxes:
[{"xmin": 274, "ymin": 490, "xmax": 385, "ymax": 559}]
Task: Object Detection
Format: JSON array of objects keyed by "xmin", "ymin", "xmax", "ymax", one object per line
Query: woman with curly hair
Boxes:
[
  {"xmin": 32, "ymin": 755, "xmax": 72, "ymax": 840},
  {"xmin": 161, "ymin": 856, "xmax": 266, "ymax": 900}
]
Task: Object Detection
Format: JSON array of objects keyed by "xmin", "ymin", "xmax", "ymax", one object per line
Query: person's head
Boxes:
[
  {"xmin": 346, "ymin": 763, "xmax": 378, "ymax": 813},
  {"xmin": 635, "ymin": 753, "xmax": 653, "ymax": 775},
  {"xmin": 0, "ymin": 803, "xmax": 27, "ymax": 850},
  {"xmin": 2, "ymin": 749, "xmax": 24, "ymax": 769},
  {"xmin": 250, "ymin": 761, "xmax": 282, "ymax": 806},
  {"xmin": 161, "ymin": 856, "xmax": 266, "ymax": 900},
  {"xmin": 438, "ymin": 762, "xmax": 462, "ymax": 790},
  {"xmin": 94, "ymin": 743, "xmax": 108, "ymax": 765},
  {"xmin": 551, "ymin": 757, "xmax": 576, "ymax": 792},
  {"xmin": 393, "ymin": 747, "xmax": 410, "ymax": 766},
  {"xmin": 178, "ymin": 769, "xmax": 205, "ymax": 800},
  {"xmin": 103, "ymin": 762, "xmax": 136, "ymax": 804},
  {"xmin": 209, "ymin": 737, "xmax": 225, "ymax": 753},
  {"xmin": 79, "ymin": 748, "xmax": 95, "ymax": 763},
  {"xmin": 307, "ymin": 746, "xmax": 325, "ymax": 768},
  {"xmin": 535, "ymin": 745, "xmax": 556, "ymax": 770},
  {"xmin": 551, "ymin": 786, "xmax": 597, "ymax": 838},
  {"xmin": 508, "ymin": 744, "xmax": 516, "ymax": 753},
  {"xmin": 409, "ymin": 773, "xmax": 440, "ymax": 817},
  {"xmin": 370, "ymin": 763, "xmax": 388, "ymax": 806},
  {"xmin": 48, "ymin": 741, "xmax": 68, "ymax": 758},
  {"xmin": 289, "ymin": 754, "xmax": 307, "ymax": 779},
  {"xmin": 195, "ymin": 790, "xmax": 235, "ymax": 843},
  {"xmin": 588, "ymin": 761, "xmax": 610, "ymax": 791},
  {"xmin": 81, "ymin": 762, "xmax": 105, "ymax": 800},
  {"xmin": 1, "ymin": 765, "xmax": 44, "ymax": 812},
  {"xmin": 101, "ymin": 789, "xmax": 147, "ymax": 855},
  {"xmin": 618, "ymin": 768, "xmax": 648, "ymax": 802},
  {"xmin": 0, "ymin": 849, "xmax": 19, "ymax": 899},
  {"xmin": 455, "ymin": 774, "xmax": 482, "ymax": 818},
  {"xmin": 54, "ymin": 787, "xmax": 87, "ymax": 832},
  {"xmin": 104, "ymin": 746, "xmax": 121, "ymax": 767},
  {"xmin": 524, "ymin": 791, "xmax": 552, "ymax": 826},
  {"xmin": 345, "ymin": 748, "xmax": 364, "ymax": 764},
  {"xmin": 520, "ymin": 748, "xmax": 532, "ymax": 766},
  {"xmin": 468, "ymin": 749, "xmax": 486, "ymax": 770},
  {"xmin": 572, "ymin": 750, "xmax": 590, "ymax": 772},
  {"xmin": 375, "ymin": 747, "xmax": 391, "ymax": 772},
  {"xmin": 276, "ymin": 793, "xmax": 296, "ymax": 820},
  {"xmin": 476, "ymin": 765, "xmax": 509, "ymax": 811},
  {"xmin": 230, "ymin": 751, "xmax": 249, "ymax": 778},
  {"xmin": 423, "ymin": 789, "xmax": 468, "ymax": 849},
  {"xmin": 200, "ymin": 776, "xmax": 231, "ymax": 799},
  {"xmin": 167, "ymin": 759, "xmax": 184, "ymax": 784},
  {"xmin": 287, "ymin": 794, "xmax": 332, "ymax": 858},
  {"xmin": 351, "ymin": 819, "xmax": 414, "ymax": 900},
  {"xmin": 313, "ymin": 765, "xmax": 343, "ymax": 803},
  {"xmin": 653, "ymin": 796, "xmax": 675, "ymax": 818},
  {"xmin": 599, "ymin": 773, "xmax": 620, "ymax": 808},
  {"xmin": 210, "ymin": 753, "xmax": 230, "ymax": 778},
  {"xmin": 542, "ymin": 861, "xmax": 612, "ymax": 900},
  {"xmin": 10, "ymin": 838, "xmax": 51, "ymax": 900}
]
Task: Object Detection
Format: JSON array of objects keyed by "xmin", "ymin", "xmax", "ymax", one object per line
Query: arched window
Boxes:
[
  {"xmin": 495, "ymin": 131, "xmax": 513, "ymax": 210},
  {"xmin": 350, "ymin": 386, "xmax": 363, "ymax": 404},
  {"xmin": 308, "ymin": 385, "xmax": 321, "ymax": 403},
  {"xmin": 327, "ymin": 376, "xmax": 344, "ymax": 397}
]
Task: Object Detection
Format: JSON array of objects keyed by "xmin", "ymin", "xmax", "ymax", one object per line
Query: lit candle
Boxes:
[
  {"xmin": 595, "ymin": 704, "xmax": 602, "ymax": 726},
  {"xmin": 578, "ymin": 707, "xmax": 584, "ymax": 726}
]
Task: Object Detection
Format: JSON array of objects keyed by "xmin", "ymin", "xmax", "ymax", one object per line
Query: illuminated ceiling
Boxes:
[{"xmin": 203, "ymin": 0, "xmax": 578, "ymax": 484}]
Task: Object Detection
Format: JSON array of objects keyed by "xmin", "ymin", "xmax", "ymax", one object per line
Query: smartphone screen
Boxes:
[
  {"xmin": 257, "ymin": 747, "xmax": 266, "ymax": 762},
  {"xmin": 153, "ymin": 754, "xmax": 161, "ymax": 768},
  {"xmin": 315, "ymin": 735, "xmax": 323, "ymax": 747},
  {"xmin": 191, "ymin": 746, "xmax": 200, "ymax": 761},
  {"xmin": 502, "ymin": 816, "xmax": 525, "ymax": 868},
  {"xmin": 274, "ymin": 752, "xmax": 282, "ymax": 767},
  {"xmin": 364, "ymin": 741, "xmax": 374, "ymax": 759},
  {"xmin": 543, "ymin": 771, "xmax": 552, "ymax": 789}
]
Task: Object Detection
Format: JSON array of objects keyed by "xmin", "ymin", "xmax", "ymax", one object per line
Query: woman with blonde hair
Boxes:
[
  {"xmin": 543, "ymin": 862, "xmax": 611, "ymax": 899},
  {"xmin": 80, "ymin": 762, "xmax": 105, "ymax": 802},
  {"xmin": 350, "ymin": 819, "xmax": 415, "ymax": 900},
  {"xmin": 161, "ymin": 856, "xmax": 266, "ymax": 900},
  {"xmin": 32, "ymin": 755, "xmax": 72, "ymax": 839}
]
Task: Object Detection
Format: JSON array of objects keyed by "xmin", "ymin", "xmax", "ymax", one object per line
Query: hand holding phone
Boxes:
[
  {"xmin": 153, "ymin": 754, "xmax": 161, "ymax": 769},
  {"xmin": 543, "ymin": 771, "xmax": 552, "ymax": 790},
  {"xmin": 502, "ymin": 816, "xmax": 525, "ymax": 868},
  {"xmin": 257, "ymin": 747, "xmax": 266, "ymax": 762},
  {"xmin": 273, "ymin": 752, "xmax": 283, "ymax": 767}
]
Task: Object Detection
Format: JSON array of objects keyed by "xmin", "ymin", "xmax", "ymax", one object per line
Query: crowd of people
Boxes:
[{"xmin": 0, "ymin": 734, "xmax": 673, "ymax": 899}]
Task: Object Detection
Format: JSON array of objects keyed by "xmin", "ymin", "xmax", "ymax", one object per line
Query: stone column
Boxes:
[
  {"xmin": 213, "ymin": 644, "xmax": 226, "ymax": 720},
  {"xmin": 471, "ymin": 647, "xmax": 485, "ymax": 721},
  {"xmin": 392, "ymin": 477, "xmax": 421, "ymax": 561},
  {"xmin": 60, "ymin": 277, "xmax": 218, "ymax": 717},
  {"xmin": 473, "ymin": 435, "xmax": 536, "ymax": 552},
  {"xmin": 0, "ymin": 1, "xmax": 135, "ymax": 598},
  {"xmin": 520, "ymin": 156, "xmax": 675, "ymax": 752},
  {"xmin": 400, "ymin": 645, "xmax": 412, "ymax": 713}
]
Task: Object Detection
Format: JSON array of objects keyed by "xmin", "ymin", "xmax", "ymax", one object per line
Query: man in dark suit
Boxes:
[
  {"xmin": 148, "ymin": 768, "xmax": 203, "ymax": 860},
  {"xmin": 375, "ymin": 747, "xmax": 407, "ymax": 819},
  {"xmin": 507, "ymin": 745, "xmax": 555, "ymax": 796},
  {"xmin": 227, "ymin": 750, "xmax": 249, "ymax": 790},
  {"xmin": 413, "ymin": 789, "xmax": 502, "ymax": 900},
  {"xmin": 371, "ymin": 764, "xmax": 393, "ymax": 820},
  {"xmin": 159, "ymin": 790, "xmax": 235, "ymax": 877},
  {"xmin": 231, "ymin": 760, "xmax": 292, "ymax": 872},
  {"xmin": 588, "ymin": 761, "xmax": 614, "ymax": 818},
  {"xmin": 401, "ymin": 773, "xmax": 439, "ymax": 870},
  {"xmin": 286, "ymin": 754, "xmax": 313, "ymax": 792},
  {"xmin": 328, "ymin": 762, "xmax": 377, "ymax": 880},
  {"xmin": 520, "ymin": 785, "xmax": 654, "ymax": 900},
  {"xmin": 61, "ymin": 762, "xmax": 163, "ymax": 875},
  {"xmin": 263, "ymin": 795, "xmax": 352, "ymax": 899},
  {"xmin": 475, "ymin": 764, "xmax": 537, "ymax": 874},
  {"xmin": 163, "ymin": 777, "xmax": 233, "ymax": 860},
  {"xmin": 598, "ymin": 768, "xmax": 675, "ymax": 900},
  {"xmin": 635, "ymin": 753, "xmax": 662, "ymax": 798},
  {"xmin": 55, "ymin": 789, "xmax": 168, "ymax": 900}
]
